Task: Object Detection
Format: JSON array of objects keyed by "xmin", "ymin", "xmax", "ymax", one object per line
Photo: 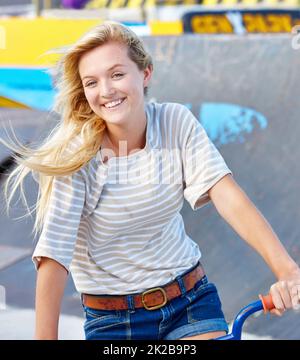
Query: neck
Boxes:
[{"xmin": 104, "ymin": 112, "xmax": 147, "ymax": 157}]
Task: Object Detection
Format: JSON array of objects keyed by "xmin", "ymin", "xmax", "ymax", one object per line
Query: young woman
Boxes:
[{"xmin": 1, "ymin": 21, "xmax": 300, "ymax": 340}]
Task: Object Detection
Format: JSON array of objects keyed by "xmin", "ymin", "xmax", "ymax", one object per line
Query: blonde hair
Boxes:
[{"xmin": 0, "ymin": 21, "xmax": 153, "ymax": 240}]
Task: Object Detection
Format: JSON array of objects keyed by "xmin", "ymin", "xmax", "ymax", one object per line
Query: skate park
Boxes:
[{"xmin": 0, "ymin": 0, "xmax": 300, "ymax": 339}]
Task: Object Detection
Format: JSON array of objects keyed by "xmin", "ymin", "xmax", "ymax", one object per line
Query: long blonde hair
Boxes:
[{"xmin": 0, "ymin": 21, "xmax": 153, "ymax": 240}]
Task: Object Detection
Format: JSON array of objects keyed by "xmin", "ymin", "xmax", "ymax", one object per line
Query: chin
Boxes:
[{"xmin": 100, "ymin": 114, "xmax": 127, "ymax": 124}]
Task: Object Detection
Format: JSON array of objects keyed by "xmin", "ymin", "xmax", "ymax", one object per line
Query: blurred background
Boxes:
[{"xmin": 0, "ymin": 0, "xmax": 300, "ymax": 340}]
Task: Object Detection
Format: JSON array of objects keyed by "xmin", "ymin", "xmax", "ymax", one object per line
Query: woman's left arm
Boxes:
[{"xmin": 208, "ymin": 174, "xmax": 300, "ymax": 316}]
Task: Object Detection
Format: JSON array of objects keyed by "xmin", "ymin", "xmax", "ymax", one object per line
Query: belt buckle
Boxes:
[{"xmin": 141, "ymin": 287, "xmax": 167, "ymax": 311}]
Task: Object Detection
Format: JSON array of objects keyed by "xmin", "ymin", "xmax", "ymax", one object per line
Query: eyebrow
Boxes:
[{"xmin": 82, "ymin": 64, "xmax": 125, "ymax": 80}]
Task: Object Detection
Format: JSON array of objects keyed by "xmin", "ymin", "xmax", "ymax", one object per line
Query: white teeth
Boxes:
[{"xmin": 104, "ymin": 98, "xmax": 124, "ymax": 108}]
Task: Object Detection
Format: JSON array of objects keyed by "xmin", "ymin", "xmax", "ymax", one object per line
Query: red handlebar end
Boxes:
[{"xmin": 259, "ymin": 294, "xmax": 275, "ymax": 313}]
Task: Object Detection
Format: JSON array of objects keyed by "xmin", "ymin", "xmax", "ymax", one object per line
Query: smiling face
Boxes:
[{"xmin": 78, "ymin": 41, "xmax": 152, "ymax": 128}]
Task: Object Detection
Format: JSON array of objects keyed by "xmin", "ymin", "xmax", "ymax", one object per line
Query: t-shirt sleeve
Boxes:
[
  {"xmin": 181, "ymin": 105, "xmax": 232, "ymax": 211},
  {"xmin": 32, "ymin": 169, "xmax": 86, "ymax": 273}
]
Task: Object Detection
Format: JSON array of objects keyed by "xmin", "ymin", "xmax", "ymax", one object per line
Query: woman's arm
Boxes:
[
  {"xmin": 35, "ymin": 257, "xmax": 68, "ymax": 340},
  {"xmin": 208, "ymin": 174, "xmax": 300, "ymax": 315}
]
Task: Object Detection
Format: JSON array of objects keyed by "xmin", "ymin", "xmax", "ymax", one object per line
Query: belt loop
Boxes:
[
  {"xmin": 126, "ymin": 295, "xmax": 135, "ymax": 313},
  {"xmin": 176, "ymin": 275, "xmax": 187, "ymax": 295}
]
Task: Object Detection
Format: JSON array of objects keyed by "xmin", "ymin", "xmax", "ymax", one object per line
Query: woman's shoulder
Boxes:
[
  {"xmin": 146, "ymin": 100, "xmax": 194, "ymax": 130},
  {"xmin": 145, "ymin": 101, "xmax": 196, "ymax": 147}
]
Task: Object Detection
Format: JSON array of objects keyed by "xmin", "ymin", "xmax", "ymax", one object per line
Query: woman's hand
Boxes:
[{"xmin": 269, "ymin": 266, "xmax": 300, "ymax": 316}]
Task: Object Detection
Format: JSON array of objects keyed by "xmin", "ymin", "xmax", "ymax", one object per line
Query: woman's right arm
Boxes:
[{"xmin": 34, "ymin": 257, "xmax": 68, "ymax": 340}]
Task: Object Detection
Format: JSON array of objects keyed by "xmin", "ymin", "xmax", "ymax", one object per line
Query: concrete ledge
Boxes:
[
  {"xmin": 0, "ymin": 245, "xmax": 32, "ymax": 271},
  {"xmin": 0, "ymin": 306, "xmax": 84, "ymax": 340}
]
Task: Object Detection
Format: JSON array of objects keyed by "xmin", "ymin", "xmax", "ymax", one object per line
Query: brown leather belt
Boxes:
[{"xmin": 82, "ymin": 262, "xmax": 205, "ymax": 311}]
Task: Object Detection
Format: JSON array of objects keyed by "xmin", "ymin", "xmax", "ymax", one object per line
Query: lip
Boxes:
[{"xmin": 102, "ymin": 97, "xmax": 126, "ymax": 109}]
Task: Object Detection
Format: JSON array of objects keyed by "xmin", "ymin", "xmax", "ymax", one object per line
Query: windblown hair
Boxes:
[{"xmin": 0, "ymin": 20, "xmax": 153, "ymax": 239}]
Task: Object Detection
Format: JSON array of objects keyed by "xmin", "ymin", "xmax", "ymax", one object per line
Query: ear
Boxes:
[{"xmin": 143, "ymin": 64, "xmax": 153, "ymax": 87}]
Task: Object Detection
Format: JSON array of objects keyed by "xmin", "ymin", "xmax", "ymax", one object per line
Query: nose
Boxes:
[{"xmin": 99, "ymin": 80, "xmax": 116, "ymax": 99}]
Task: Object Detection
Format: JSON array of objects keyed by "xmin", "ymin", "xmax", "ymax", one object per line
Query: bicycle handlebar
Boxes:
[
  {"xmin": 215, "ymin": 293, "xmax": 275, "ymax": 340},
  {"xmin": 259, "ymin": 293, "xmax": 275, "ymax": 313}
]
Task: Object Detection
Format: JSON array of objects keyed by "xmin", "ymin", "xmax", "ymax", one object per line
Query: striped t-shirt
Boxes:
[{"xmin": 32, "ymin": 101, "xmax": 232, "ymax": 295}]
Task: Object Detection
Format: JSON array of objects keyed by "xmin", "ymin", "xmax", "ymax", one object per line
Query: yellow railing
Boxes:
[
  {"xmin": 86, "ymin": 0, "xmax": 202, "ymax": 9},
  {"xmin": 86, "ymin": 0, "xmax": 299, "ymax": 8}
]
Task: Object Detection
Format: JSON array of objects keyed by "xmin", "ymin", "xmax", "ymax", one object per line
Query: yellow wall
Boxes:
[
  {"xmin": 0, "ymin": 18, "xmax": 184, "ymax": 66},
  {"xmin": 150, "ymin": 21, "xmax": 183, "ymax": 35},
  {"xmin": 0, "ymin": 18, "xmax": 102, "ymax": 66}
]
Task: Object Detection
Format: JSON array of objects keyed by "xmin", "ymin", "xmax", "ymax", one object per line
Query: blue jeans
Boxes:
[{"xmin": 82, "ymin": 264, "xmax": 228, "ymax": 340}]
